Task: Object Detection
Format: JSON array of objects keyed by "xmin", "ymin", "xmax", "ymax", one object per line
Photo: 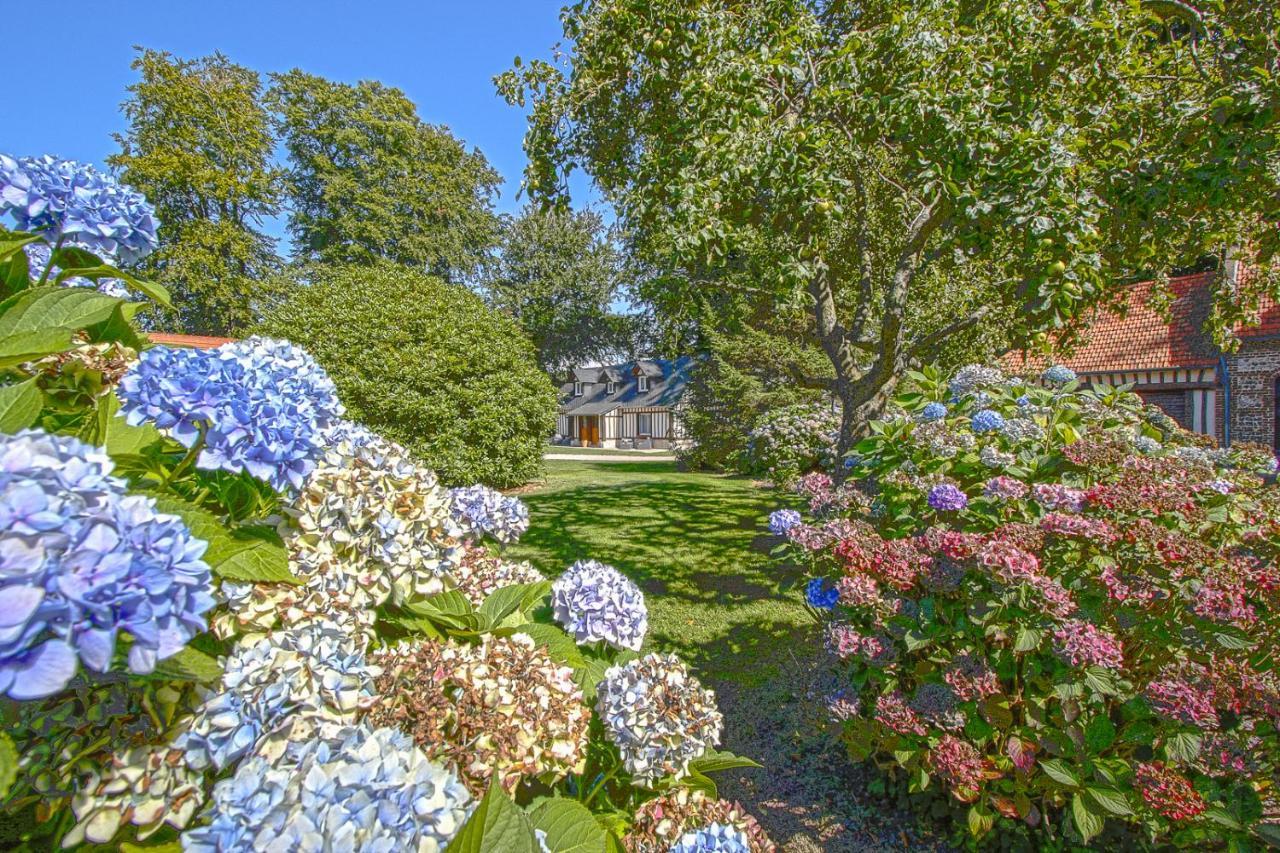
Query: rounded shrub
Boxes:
[
  {"xmin": 257, "ymin": 262, "xmax": 557, "ymax": 487},
  {"xmin": 776, "ymin": 364, "xmax": 1280, "ymax": 848},
  {"xmin": 743, "ymin": 402, "xmax": 840, "ymax": 485}
]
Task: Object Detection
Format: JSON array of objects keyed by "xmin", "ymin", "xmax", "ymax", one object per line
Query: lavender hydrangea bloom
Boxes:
[
  {"xmin": 970, "ymin": 409, "xmax": 1005, "ymax": 434},
  {"xmin": 0, "ymin": 430, "xmax": 214, "ymax": 699},
  {"xmin": 918, "ymin": 402, "xmax": 948, "ymax": 422},
  {"xmin": 805, "ymin": 578, "xmax": 839, "ymax": 609},
  {"xmin": 1041, "ymin": 365, "xmax": 1077, "ymax": 385},
  {"xmin": 948, "ymin": 365, "xmax": 1004, "ymax": 400},
  {"xmin": 182, "ymin": 725, "xmax": 472, "ymax": 853},
  {"xmin": 117, "ymin": 337, "xmax": 343, "ymax": 493},
  {"xmin": 768, "ymin": 508, "xmax": 802, "ymax": 535},
  {"xmin": 927, "ymin": 484, "xmax": 968, "ymax": 512},
  {"xmin": 551, "ymin": 560, "xmax": 648, "ymax": 651},
  {"xmin": 668, "ymin": 823, "xmax": 752, "ymax": 853},
  {"xmin": 0, "ymin": 154, "xmax": 158, "ymax": 264},
  {"xmin": 449, "ymin": 484, "xmax": 530, "ymax": 545}
]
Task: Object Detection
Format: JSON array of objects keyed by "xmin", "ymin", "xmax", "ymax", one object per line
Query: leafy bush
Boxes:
[
  {"xmin": 775, "ymin": 363, "xmax": 1280, "ymax": 847},
  {"xmin": 0, "ymin": 158, "xmax": 771, "ymax": 851},
  {"xmin": 256, "ymin": 262, "xmax": 557, "ymax": 488},
  {"xmin": 743, "ymin": 402, "xmax": 840, "ymax": 484}
]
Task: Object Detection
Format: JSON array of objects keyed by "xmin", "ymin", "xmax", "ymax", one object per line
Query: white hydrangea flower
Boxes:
[
  {"xmin": 64, "ymin": 743, "xmax": 204, "ymax": 847},
  {"xmin": 596, "ymin": 653, "xmax": 723, "ymax": 784},
  {"xmin": 551, "ymin": 559, "xmax": 648, "ymax": 651}
]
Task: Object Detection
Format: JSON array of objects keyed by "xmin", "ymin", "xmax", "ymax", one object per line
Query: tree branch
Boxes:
[{"xmin": 905, "ymin": 306, "xmax": 994, "ymax": 361}]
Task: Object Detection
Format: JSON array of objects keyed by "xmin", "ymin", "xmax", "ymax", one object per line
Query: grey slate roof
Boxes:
[{"xmin": 559, "ymin": 356, "xmax": 695, "ymax": 415}]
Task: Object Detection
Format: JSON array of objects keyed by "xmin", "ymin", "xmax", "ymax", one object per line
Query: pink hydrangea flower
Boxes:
[
  {"xmin": 984, "ymin": 476, "xmax": 1029, "ymax": 500},
  {"xmin": 1052, "ymin": 620, "xmax": 1124, "ymax": 669},
  {"xmin": 1032, "ymin": 483, "xmax": 1086, "ymax": 513},
  {"xmin": 928, "ymin": 735, "xmax": 991, "ymax": 801},
  {"xmin": 977, "ymin": 540, "xmax": 1041, "ymax": 583},
  {"xmin": 1192, "ymin": 580, "xmax": 1257, "ymax": 626},
  {"xmin": 1039, "ymin": 512, "xmax": 1117, "ymax": 544},
  {"xmin": 1144, "ymin": 667, "xmax": 1219, "ymax": 728},
  {"xmin": 944, "ymin": 652, "xmax": 1000, "ymax": 701},
  {"xmin": 874, "ymin": 691, "xmax": 926, "ymax": 736},
  {"xmin": 1135, "ymin": 762, "xmax": 1206, "ymax": 821},
  {"xmin": 837, "ymin": 573, "xmax": 881, "ymax": 608}
]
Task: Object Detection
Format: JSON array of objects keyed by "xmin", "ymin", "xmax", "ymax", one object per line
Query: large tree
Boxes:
[
  {"xmin": 110, "ymin": 49, "xmax": 284, "ymax": 334},
  {"xmin": 499, "ymin": 0, "xmax": 1279, "ymax": 456},
  {"xmin": 481, "ymin": 206, "xmax": 635, "ymax": 371},
  {"xmin": 269, "ymin": 71, "xmax": 500, "ymax": 279}
]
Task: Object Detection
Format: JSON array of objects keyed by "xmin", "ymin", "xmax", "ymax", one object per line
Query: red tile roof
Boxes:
[
  {"xmin": 1003, "ymin": 272, "xmax": 1280, "ymax": 375},
  {"xmin": 147, "ymin": 333, "xmax": 235, "ymax": 350}
]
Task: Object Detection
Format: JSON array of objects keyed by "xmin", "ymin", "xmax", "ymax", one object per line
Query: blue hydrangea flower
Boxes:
[
  {"xmin": 1041, "ymin": 365, "xmax": 1077, "ymax": 385},
  {"xmin": 117, "ymin": 337, "xmax": 343, "ymax": 493},
  {"xmin": 927, "ymin": 484, "xmax": 968, "ymax": 512},
  {"xmin": 669, "ymin": 822, "xmax": 753, "ymax": 853},
  {"xmin": 768, "ymin": 508, "xmax": 803, "ymax": 536},
  {"xmin": 449, "ymin": 484, "xmax": 530, "ymax": 545},
  {"xmin": 182, "ymin": 725, "xmax": 473, "ymax": 853},
  {"xmin": 551, "ymin": 559, "xmax": 648, "ymax": 651},
  {"xmin": 805, "ymin": 578, "xmax": 839, "ymax": 609},
  {"xmin": 842, "ymin": 454, "xmax": 859, "ymax": 470},
  {"xmin": 918, "ymin": 402, "xmax": 948, "ymax": 423},
  {"xmin": 0, "ymin": 154, "xmax": 158, "ymax": 264},
  {"xmin": 1016, "ymin": 395, "xmax": 1032, "ymax": 408},
  {"xmin": 970, "ymin": 409, "xmax": 1005, "ymax": 434},
  {"xmin": 0, "ymin": 430, "xmax": 213, "ymax": 700}
]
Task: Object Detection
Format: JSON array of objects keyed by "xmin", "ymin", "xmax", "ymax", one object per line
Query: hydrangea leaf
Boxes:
[
  {"xmin": 1039, "ymin": 759, "xmax": 1081, "ymax": 788},
  {"xmin": 478, "ymin": 581, "xmax": 551, "ymax": 626},
  {"xmin": 98, "ymin": 393, "xmax": 162, "ymax": 456},
  {"xmin": 1071, "ymin": 792, "xmax": 1104, "ymax": 842},
  {"xmin": 528, "ymin": 798, "xmax": 609, "ymax": 853},
  {"xmin": 688, "ymin": 749, "xmax": 763, "ymax": 775},
  {"xmin": 514, "ymin": 622, "xmax": 588, "ymax": 670},
  {"xmin": 0, "ymin": 377, "xmax": 42, "ymax": 433},
  {"xmin": 0, "ymin": 286, "xmax": 121, "ymax": 336},
  {"xmin": 1085, "ymin": 785, "xmax": 1132, "ymax": 816},
  {"xmin": 0, "ymin": 731, "xmax": 17, "ymax": 799},
  {"xmin": 120, "ymin": 843, "xmax": 182, "ymax": 853},
  {"xmin": 145, "ymin": 645, "xmax": 223, "ymax": 684},
  {"xmin": 450, "ymin": 780, "xmax": 539, "ymax": 853},
  {"xmin": 404, "ymin": 589, "xmax": 480, "ymax": 630},
  {"xmin": 147, "ymin": 494, "xmax": 295, "ymax": 584},
  {"xmin": 0, "ymin": 229, "xmax": 42, "ymax": 263},
  {"xmin": 54, "ymin": 264, "xmax": 171, "ymax": 308},
  {"xmin": 0, "ymin": 327, "xmax": 74, "ymax": 368}
]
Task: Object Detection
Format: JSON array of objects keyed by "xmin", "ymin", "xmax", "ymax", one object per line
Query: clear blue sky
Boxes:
[{"xmin": 9, "ymin": 0, "xmax": 596, "ymax": 242}]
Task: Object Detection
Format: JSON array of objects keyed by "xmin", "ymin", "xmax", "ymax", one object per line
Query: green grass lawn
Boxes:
[{"xmin": 508, "ymin": 460, "xmax": 810, "ymax": 687}]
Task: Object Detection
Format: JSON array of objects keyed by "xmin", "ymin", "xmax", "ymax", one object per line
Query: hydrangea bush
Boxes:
[
  {"xmin": 776, "ymin": 363, "xmax": 1280, "ymax": 847},
  {"xmin": 0, "ymin": 154, "xmax": 770, "ymax": 852},
  {"xmin": 742, "ymin": 402, "xmax": 840, "ymax": 485}
]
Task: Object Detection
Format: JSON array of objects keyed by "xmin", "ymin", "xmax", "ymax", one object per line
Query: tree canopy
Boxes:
[
  {"xmin": 269, "ymin": 71, "xmax": 501, "ymax": 280},
  {"xmin": 481, "ymin": 206, "xmax": 636, "ymax": 371},
  {"xmin": 500, "ymin": 0, "xmax": 1280, "ymax": 451},
  {"xmin": 110, "ymin": 48, "xmax": 284, "ymax": 334}
]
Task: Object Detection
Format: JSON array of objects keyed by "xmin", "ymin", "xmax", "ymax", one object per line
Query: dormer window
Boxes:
[
  {"xmin": 607, "ymin": 381, "xmax": 616, "ymax": 395},
  {"xmin": 637, "ymin": 376, "xmax": 649, "ymax": 392},
  {"xmin": 574, "ymin": 381, "xmax": 583, "ymax": 396}
]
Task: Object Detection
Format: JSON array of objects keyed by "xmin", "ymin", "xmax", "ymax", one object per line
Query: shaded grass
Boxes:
[{"xmin": 508, "ymin": 460, "xmax": 811, "ymax": 687}]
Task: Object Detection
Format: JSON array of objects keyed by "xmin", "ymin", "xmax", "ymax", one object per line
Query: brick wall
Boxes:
[{"xmin": 1225, "ymin": 338, "xmax": 1280, "ymax": 449}]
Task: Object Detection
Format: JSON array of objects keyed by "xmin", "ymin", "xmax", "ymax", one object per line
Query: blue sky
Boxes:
[{"xmin": 10, "ymin": 0, "xmax": 596, "ymax": 243}]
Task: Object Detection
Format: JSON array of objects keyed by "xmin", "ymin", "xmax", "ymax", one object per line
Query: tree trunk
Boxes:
[{"xmin": 833, "ymin": 372, "xmax": 896, "ymax": 480}]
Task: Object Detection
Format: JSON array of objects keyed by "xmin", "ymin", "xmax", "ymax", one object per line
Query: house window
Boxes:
[
  {"xmin": 637, "ymin": 375, "xmax": 649, "ymax": 392},
  {"xmin": 574, "ymin": 382, "xmax": 583, "ymax": 396},
  {"xmin": 637, "ymin": 412, "xmax": 653, "ymax": 436},
  {"xmin": 607, "ymin": 381, "xmax": 616, "ymax": 395}
]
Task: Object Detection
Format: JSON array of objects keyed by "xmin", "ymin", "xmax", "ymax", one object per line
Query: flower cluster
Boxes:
[
  {"xmin": 768, "ymin": 508, "xmax": 803, "ymax": 535},
  {"xmin": 596, "ymin": 653, "xmax": 723, "ymax": 783},
  {"xmin": 0, "ymin": 430, "xmax": 214, "ymax": 699},
  {"xmin": 1, "ymin": 153, "xmax": 158, "ymax": 263},
  {"xmin": 117, "ymin": 338, "xmax": 343, "ymax": 492},
  {"xmin": 451, "ymin": 544, "xmax": 546, "ymax": 607},
  {"xmin": 624, "ymin": 789, "xmax": 775, "ymax": 853},
  {"xmin": 1041, "ymin": 365, "xmax": 1077, "ymax": 385},
  {"xmin": 182, "ymin": 724, "xmax": 473, "ymax": 852},
  {"xmin": 366, "ymin": 634, "xmax": 589, "ymax": 794},
  {"xmin": 668, "ymin": 824, "xmax": 753, "ymax": 853},
  {"xmin": 927, "ymin": 483, "xmax": 968, "ymax": 511},
  {"xmin": 551, "ymin": 559, "xmax": 649, "ymax": 650},
  {"xmin": 449, "ymin": 484, "xmax": 530, "ymax": 544},
  {"xmin": 927, "ymin": 735, "xmax": 991, "ymax": 801},
  {"xmin": 744, "ymin": 403, "xmax": 840, "ymax": 484},
  {"xmin": 1134, "ymin": 762, "xmax": 1206, "ymax": 821},
  {"xmin": 1052, "ymin": 620, "xmax": 1124, "ymax": 669},
  {"xmin": 65, "ymin": 743, "xmax": 204, "ymax": 846}
]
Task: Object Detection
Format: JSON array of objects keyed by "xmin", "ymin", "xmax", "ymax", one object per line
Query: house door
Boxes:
[{"xmin": 582, "ymin": 416, "xmax": 600, "ymax": 445}]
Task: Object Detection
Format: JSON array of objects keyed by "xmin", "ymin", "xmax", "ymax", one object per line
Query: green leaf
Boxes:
[
  {"xmin": 0, "ymin": 378, "xmax": 42, "ymax": 433},
  {"xmin": 1165, "ymin": 731, "xmax": 1202, "ymax": 763},
  {"xmin": 406, "ymin": 589, "xmax": 477, "ymax": 626},
  {"xmin": 1039, "ymin": 758, "xmax": 1081, "ymax": 788},
  {"xmin": 1014, "ymin": 627, "xmax": 1042, "ymax": 652},
  {"xmin": 1082, "ymin": 666, "xmax": 1120, "ymax": 696},
  {"xmin": 121, "ymin": 843, "xmax": 183, "ymax": 853},
  {"xmin": 1072, "ymin": 792, "xmax": 1105, "ymax": 842},
  {"xmin": 478, "ymin": 581, "xmax": 551, "ymax": 626},
  {"xmin": 688, "ymin": 749, "xmax": 762, "ymax": 775},
  {"xmin": 0, "ymin": 731, "xmax": 17, "ymax": 798},
  {"xmin": 1203, "ymin": 806, "xmax": 1244, "ymax": 831},
  {"xmin": 0, "ymin": 327, "xmax": 74, "ymax": 368},
  {"xmin": 450, "ymin": 781, "xmax": 539, "ymax": 853},
  {"xmin": 147, "ymin": 645, "xmax": 223, "ymax": 684},
  {"xmin": 1084, "ymin": 715, "xmax": 1116, "ymax": 751},
  {"xmin": 528, "ymin": 798, "xmax": 609, "ymax": 853},
  {"xmin": 1085, "ymin": 785, "xmax": 1133, "ymax": 816},
  {"xmin": 0, "ymin": 286, "xmax": 122, "ymax": 336},
  {"xmin": 149, "ymin": 494, "xmax": 296, "ymax": 584},
  {"xmin": 100, "ymin": 392, "xmax": 162, "ymax": 455},
  {"xmin": 967, "ymin": 803, "xmax": 994, "ymax": 837},
  {"xmin": 54, "ymin": 265, "xmax": 172, "ymax": 308},
  {"xmin": 513, "ymin": 623, "xmax": 587, "ymax": 669},
  {"xmin": 0, "ymin": 230, "xmax": 42, "ymax": 264}
]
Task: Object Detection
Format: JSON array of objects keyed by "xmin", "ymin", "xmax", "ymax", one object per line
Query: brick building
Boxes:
[{"xmin": 1004, "ymin": 272, "xmax": 1280, "ymax": 450}]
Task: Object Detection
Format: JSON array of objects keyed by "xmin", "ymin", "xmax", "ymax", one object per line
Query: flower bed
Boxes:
[
  {"xmin": 774, "ymin": 363, "xmax": 1280, "ymax": 847},
  {"xmin": 0, "ymin": 155, "xmax": 772, "ymax": 852}
]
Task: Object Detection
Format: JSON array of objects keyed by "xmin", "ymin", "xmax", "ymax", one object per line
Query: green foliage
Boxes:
[
  {"xmin": 500, "ymin": 0, "xmax": 1280, "ymax": 451},
  {"xmin": 256, "ymin": 262, "xmax": 556, "ymax": 487},
  {"xmin": 482, "ymin": 206, "xmax": 636, "ymax": 372},
  {"xmin": 269, "ymin": 71, "xmax": 500, "ymax": 279},
  {"xmin": 781, "ymin": 364, "xmax": 1280, "ymax": 846},
  {"xmin": 742, "ymin": 402, "xmax": 839, "ymax": 485},
  {"xmin": 110, "ymin": 49, "xmax": 284, "ymax": 334}
]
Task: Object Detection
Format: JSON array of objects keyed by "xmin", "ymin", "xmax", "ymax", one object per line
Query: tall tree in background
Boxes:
[
  {"xmin": 500, "ymin": 0, "xmax": 1280, "ymax": 457},
  {"xmin": 111, "ymin": 49, "xmax": 284, "ymax": 334},
  {"xmin": 481, "ymin": 206, "xmax": 635, "ymax": 372},
  {"xmin": 269, "ymin": 71, "xmax": 500, "ymax": 280}
]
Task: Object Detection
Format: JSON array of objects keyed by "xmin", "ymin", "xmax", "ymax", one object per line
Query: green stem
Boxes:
[
  {"xmin": 160, "ymin": 426, "xmax": 207, "ymax": 490},
  {"xmin": 584, "ymin": 762, "xmax": 623, "ymax": 807},
  {"xmin": 34, "ymin": 235, "xmax": 65, "ymax": 287}
]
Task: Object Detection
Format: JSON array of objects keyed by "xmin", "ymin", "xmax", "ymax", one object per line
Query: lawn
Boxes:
[{"xmin": 508, "ymin": 460, "xmax": 809, "ymax": 686}]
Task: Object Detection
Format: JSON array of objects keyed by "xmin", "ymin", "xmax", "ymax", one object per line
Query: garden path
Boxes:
[{"xmin": 508, "ymin": 461, "xmax": 946, "ymax": 851}]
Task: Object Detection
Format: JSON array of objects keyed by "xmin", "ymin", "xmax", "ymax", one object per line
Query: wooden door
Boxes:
[{"xmin": 585, "ymin": 417, "xmax": 600, "ymax": 445}]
